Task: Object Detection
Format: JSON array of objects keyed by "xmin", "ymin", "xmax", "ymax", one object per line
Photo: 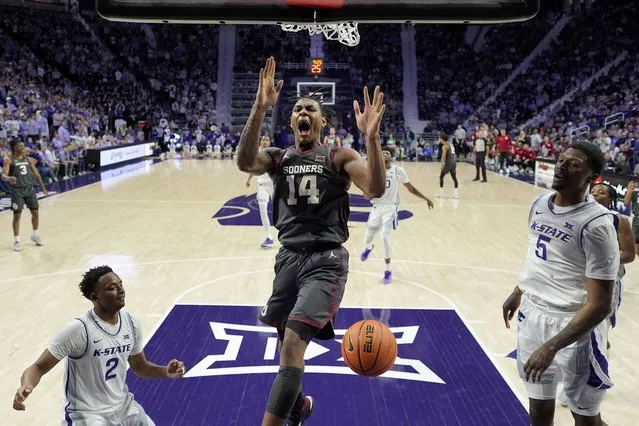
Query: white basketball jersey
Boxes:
[
  {"xmin": 214, "ymin": 144, "xmax": 221, "ymax": 154},
  {"xmin": 190, "ymin": 145, "xmax": 197, "ymax": 154},
  {"xmin": 519, "ymin": 192, "xmax": 617, "ymax": 310},
  {"xmin": 182, "ymin": 143, "xmax": 189, "ymax": 153},
  {"xmin": 326, "ymin": 136, "xmax": 337, "ymax": 146},
  {"xmin": 206, "ymin": 143, "xmax": 213, "ymax": 153},
  {"xmin": 64, "ymin": 311, "xmax": 140, "ymax": 414},
  {"xmin": 371, "ymin": 165, "xmax": 409, "ymax": 205}
]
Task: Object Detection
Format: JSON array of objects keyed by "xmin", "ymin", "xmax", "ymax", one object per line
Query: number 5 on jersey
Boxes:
[
  {"xmin": 286, "ymin": 175, "xmax": 319, "ymax": 205},
  {"xmin": 535, "ymin": 235, "xmax": 551, "ymax": 261}
]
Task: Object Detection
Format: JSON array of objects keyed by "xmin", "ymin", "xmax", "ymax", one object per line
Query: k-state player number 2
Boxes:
[
  {"xmin": 287, "ymin": 175, "xmax": 320, "ymax": 205},
  {"xmin": 105, "ymin": 358, "xmax": 119, "ymax": 381}
]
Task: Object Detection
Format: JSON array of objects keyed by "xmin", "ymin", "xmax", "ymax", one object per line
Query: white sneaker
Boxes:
[
  {"xmin": 452, "ymin": 190, "xmax": 460, "ymax": 199},
  {"xmin": 13, "ymin": 241, "xmax": 22, "ymax": 252},
  {"xmin": 31, "ymin": 233, "xmax": 43, "ymax": 246},
  {"xmin": 435, "ymin": 190, "xmax": 444, "ymax": 198}
]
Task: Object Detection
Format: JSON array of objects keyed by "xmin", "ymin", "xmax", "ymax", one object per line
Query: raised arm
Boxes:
[
  {"xmin": 236, "ymin": 56, "xmax": 284, "ymax": 175},
  {"xmin": 342, "ymin": 86, "xmax": 386, "ymax": 198}
]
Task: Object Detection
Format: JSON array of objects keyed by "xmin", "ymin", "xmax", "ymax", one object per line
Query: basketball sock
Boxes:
[
  {"xmin": 32, "ymin": 229, "xmax": 39, "ymax": 236},
  {"xmin": 14, "ymin": 236, "xmax": 20, "ymax": 242},
  {"xmin": 266, "ymin": 366, "xmax": 304, "ymax": 418},
  {"xmin": 385, "ymin": 262, "xmax": 391, "ymax": 271},
  {"xmin": 381, "ymin": 227, "xmax": 391, "ymax": 259}
]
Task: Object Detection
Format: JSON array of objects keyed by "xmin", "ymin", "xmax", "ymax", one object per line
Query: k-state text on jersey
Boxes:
[
  {"xmin": 93, "ymin": 343, "xmax": 133, "ymax": 357},
  {"xmin": 530, "ymin": 221, "xmax": 573, "ymax": 242}
]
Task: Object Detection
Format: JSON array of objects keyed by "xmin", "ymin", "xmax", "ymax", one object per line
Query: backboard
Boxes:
[{"xmin": 96, "ymin": 0, "xmax": 540, "ymax": 25}]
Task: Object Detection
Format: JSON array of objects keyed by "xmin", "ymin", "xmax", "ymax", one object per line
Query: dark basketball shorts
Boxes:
[
  {"xmin": 259, "ymin": 245, "xmax": 349, "ymax": 342},
  {"xmin": 11, "ymin": 187, "xmax": 39, "ymax": 212},
  {"xmin": 632, "ymin": 216, "xmax": 639, "ymax": 243},
  {"xmin": 441, "ymin": 161, "xmax": 457, "ymax": 175}
]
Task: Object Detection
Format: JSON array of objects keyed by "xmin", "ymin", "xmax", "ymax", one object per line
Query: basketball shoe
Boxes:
[
  {"xmin": 383, "ymin": 270, "xmax": 393, "ymax": 284},
  {"xmin": 288, "ymin": 394, "xmax": 314, "ymax": 425},
  {"xmin": 360, "ymin": 245, "xmax": 374, "ymax": 261},
  {"xmin": 261, "ymin": 238, "xmax": 274, "ymax": 248}
]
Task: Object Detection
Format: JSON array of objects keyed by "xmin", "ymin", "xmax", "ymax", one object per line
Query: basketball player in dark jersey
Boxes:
[
  {"xmin": 1, "ymin": 140, "xmax": 47, "ymax": 251},
  {"xmin": 237, "ymin": 57, "xmax": 387, "ymax": 426},
  {"xmin": 436, "ymin": 133, "xmax": 459, "ymax": 199}
]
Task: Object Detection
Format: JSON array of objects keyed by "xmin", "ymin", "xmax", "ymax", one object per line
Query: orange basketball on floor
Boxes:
[{"xmin": 341, "ymin": 320, "xmax": 397, "ymax": 377}]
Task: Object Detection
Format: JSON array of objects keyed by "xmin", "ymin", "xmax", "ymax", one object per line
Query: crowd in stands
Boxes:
[{"xmin": 1, "ymin": 0, "xmax": 638, "ymax": 198}]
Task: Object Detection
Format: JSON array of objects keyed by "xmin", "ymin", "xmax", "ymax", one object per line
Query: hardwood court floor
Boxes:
[{"xmin": 1, "ymin": 158, "xmax": 637, "ymax": 425}]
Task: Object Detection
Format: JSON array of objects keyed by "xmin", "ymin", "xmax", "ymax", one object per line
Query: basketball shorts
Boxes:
[
  {"xmin": 517, "ymin": 296, "xmax": 612, "ymax": 417},
  {"xmin": 259, "ymin": 245, "xmax": 349, "ymax": 342},
  {"xmin": 62, "ymin": 397, "xmax": 155, "ymax": 426},
  {"xmin": 441, "ymin": 161, "xmax": 457, "ymax": 175},
  {"xmin": 367, "ymin": 204, "xmax": 399, "ymax": 231},
  {"xmin": 256, "ymin": 182, "xmax": 273, "ymax": 204},
  {"xmin": 632, "ymin": 216, "xmax": 639, "ymax": 243},
  {"xmin": 11, "ymin": 187, "xmax": 38, "ymax": 212}
]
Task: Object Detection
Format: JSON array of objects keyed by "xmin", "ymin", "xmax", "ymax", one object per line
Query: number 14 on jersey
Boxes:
[{"xmin": 286, "ymin": 175, "xmax": 320, "ymax": 205}]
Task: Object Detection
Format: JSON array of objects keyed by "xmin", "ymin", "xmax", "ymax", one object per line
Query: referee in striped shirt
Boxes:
[{"xmin": 473, "ymin": 130, "xmax": 488, "ymax": 182}]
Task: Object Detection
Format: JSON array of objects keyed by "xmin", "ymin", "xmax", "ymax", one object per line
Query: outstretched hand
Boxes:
[
  {"xmin": 255, "ymin": 57, "xmax": 284, "ymax": 109},
  {"xmin": 353, "ymin": 86, "xmax": 386, "ymax": 138},
  {"xmin": 13, "ymin": 385, "xmax": 33, "ymax": 411}
]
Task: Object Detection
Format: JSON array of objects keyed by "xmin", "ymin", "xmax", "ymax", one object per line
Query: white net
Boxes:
[{"xmin": 280, "ymin": 22, "xmax": 360, "ymax": 47}]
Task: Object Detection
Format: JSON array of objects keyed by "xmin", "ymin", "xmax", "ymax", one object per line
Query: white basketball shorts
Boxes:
[
  {"xmin": 367, "ymin": 204, "xmax": 399, "ymax": 230},
  {"xmin": 257, "ymin": 182, "xmax": 273, "ymax": 204},
  {"xmin": 517, "ymin": 295, "xmax": 612, "ymax": 417},
  {"xmin": 62, "ymin": 396, "xmax": 155, "ymax": 426}
]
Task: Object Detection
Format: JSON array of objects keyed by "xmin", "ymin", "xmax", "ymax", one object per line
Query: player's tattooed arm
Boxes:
[
  {"xmin": 347, "ymin": 86, "xmax": 387, "ymax": 198},
  {"xmin": 237, "ymin": 56, "xmax": 284, "ymax": 175}
]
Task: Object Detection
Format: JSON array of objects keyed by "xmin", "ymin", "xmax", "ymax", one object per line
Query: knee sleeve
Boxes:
[{"xmin": 266, "ymin": 366, "xmax": 304, "ymax": 418}]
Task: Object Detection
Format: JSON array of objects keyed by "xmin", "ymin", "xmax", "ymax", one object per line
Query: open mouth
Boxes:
[{"xmin": 298, "ymin": 118, "xmax": 311, "ymax": 137}]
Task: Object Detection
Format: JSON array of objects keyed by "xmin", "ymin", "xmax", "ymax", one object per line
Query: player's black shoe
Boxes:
[{"xmin": 288, "ymin": 394, "xmax": 314, "ymax": 425}]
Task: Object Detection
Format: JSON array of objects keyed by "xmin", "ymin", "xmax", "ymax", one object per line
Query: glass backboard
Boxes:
[{"xmin": 96, "ymin": 0, "xmax": 539, "ymax": 25}]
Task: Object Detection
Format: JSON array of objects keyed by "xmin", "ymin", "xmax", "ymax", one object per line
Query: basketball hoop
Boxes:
[{"xmin": 280, "ymin": 21, "xmax": 360, "ymax": 47}]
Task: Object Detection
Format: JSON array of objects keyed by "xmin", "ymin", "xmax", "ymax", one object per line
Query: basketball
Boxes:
[{"xmin": 341, "ymin": 320, "xmax": 397, "ymax": 377}]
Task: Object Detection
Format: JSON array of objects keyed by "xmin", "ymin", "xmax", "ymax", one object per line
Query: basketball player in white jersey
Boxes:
[
  {"xmin": 502, "ymin": 142, "xmax": 619, "ymax": 426},
  {"xmin": 206, "ymin": 141, "xmax": 213, "ymax": 157},
  {"xmin": 13, "ymin": 266, "xmax": 185, "ymax": 425},
  {"xmin": 323, "ymin": 127, "xmax": 341, "ymax": 147},
  {"xmin": 246, "ymin": 135, "xmax": 275, "ymax": 248},
  {"xmin": 554, "ymin": 181, "xmax": 636, "ymax": 408},
  {"xmin": 361, "ymin": 147, "xmax": 434, "ymax": 284},
  {"xmin": 190, "ymin": 142, "xmax": 198, "ymax": 157},
  {"xmin": 213, "ymin": 141, "xmax": 222, "ymax": 159}
]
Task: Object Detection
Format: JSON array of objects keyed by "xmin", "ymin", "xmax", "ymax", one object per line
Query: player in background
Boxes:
[
  {"xmin": 436, "ymin": 133, "xmax": 459, "ymax": 199},
  {"xmin": 361, "ymin": 146, "xmax": 434, "ymax": 284},
  {"xmin": 206, "ymin": 140, "xmax": 213, "ymax": 157},
  {"xmin": 502, "ymin": 142, "xmax": 619, "ymax": 426},
  {"xmin": 553, "ymin": 181, "xmax": 636, "ymax": 408},
  {"xmin": 1, "ymin": 140, "xmax": 47, "ymax": 251},
  {"xmin": 13, "ymin": 266, "xmax": 185, "ymax": 425},
  {"xmin": 622, "ymin": 178, "xmax": 639, "ymax": 256},
  {"xmin": 237, "ymin": 57, "xmax": 386, "ymax": 426},
  {"xmin": 323, "ymin": 127, "xmax": 341, "ymax": 147},
  {"xmin": 246, "ymin": 135, "xmax": 276, "ymax": 248}
]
